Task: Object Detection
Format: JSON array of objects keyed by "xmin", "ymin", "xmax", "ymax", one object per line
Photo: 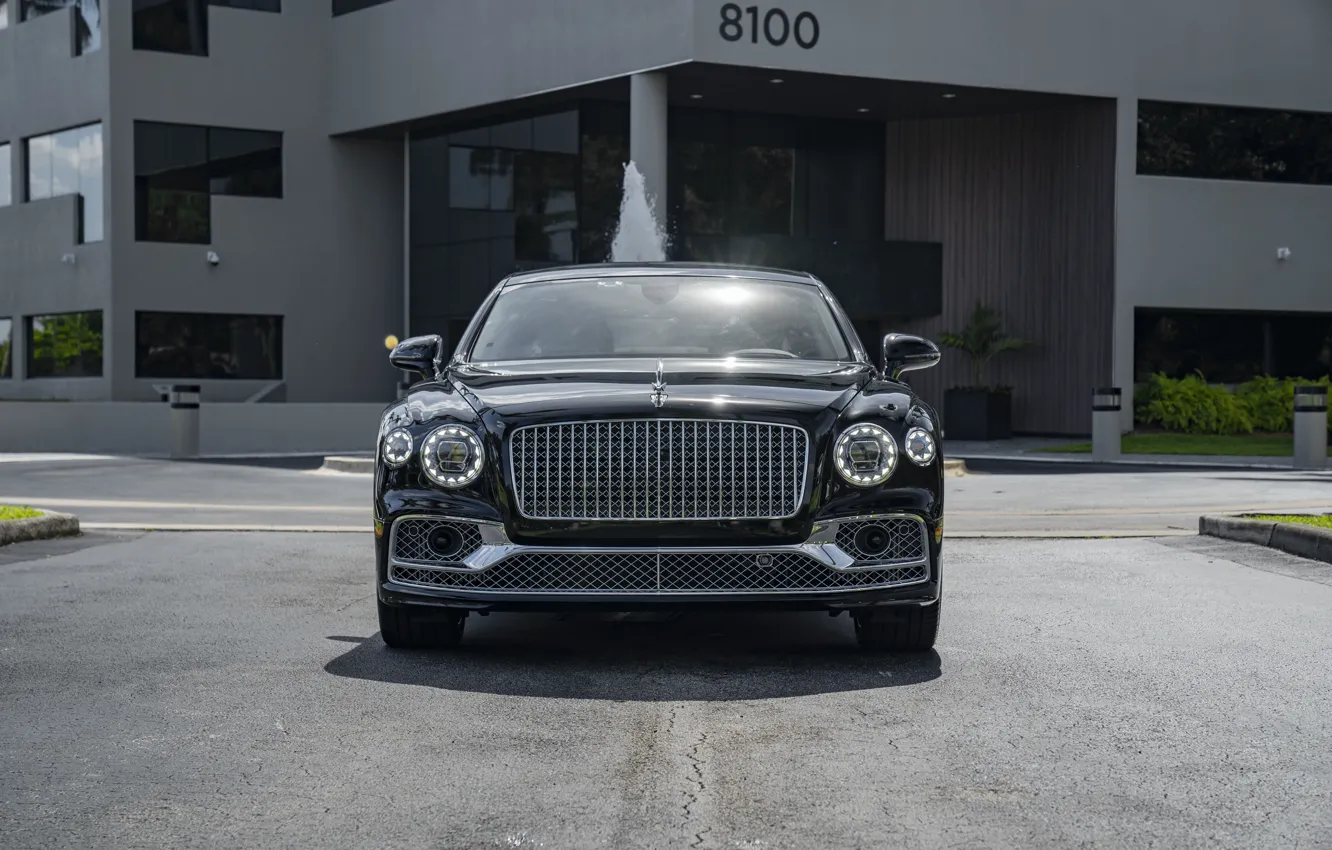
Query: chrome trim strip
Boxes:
[{"xmin": 506, "ymin": 418, "xmax": 812, "ymax": 522}]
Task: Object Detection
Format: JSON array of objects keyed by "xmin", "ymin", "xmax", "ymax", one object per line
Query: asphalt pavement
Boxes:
[
  {"xmin": 1, "ymin": 530, "xmax": 1330, "ymax": 848},
  {"xmin": 1, "ymin": 454, "xmax": 1330, "ymax": 535}
]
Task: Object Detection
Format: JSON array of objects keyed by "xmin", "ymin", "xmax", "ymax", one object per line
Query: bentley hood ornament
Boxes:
[{"xmin": 650, "ymin": 360, "xmax": 669, "ymax": 408}]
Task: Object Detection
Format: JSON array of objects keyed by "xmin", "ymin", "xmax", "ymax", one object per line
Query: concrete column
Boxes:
[
  {"xmin": 1293, "ymin": 385, "xmax": 1327, "ymax": 470},
  {"xmin": 168, "ymin": 384, "xmax": 201, "ymax": 459},
  {"xmin": 1091, "ymin": 387, "xmax": 1122, "ymax": 461},
  {"xmin": 629, "ymin": 72, "xmax": 668, "ymax": 222}
]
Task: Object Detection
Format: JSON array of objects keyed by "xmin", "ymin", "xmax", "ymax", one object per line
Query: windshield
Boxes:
[{"xmin": 467, "ymin": 275, "xmax": 853, "ymax": 362}]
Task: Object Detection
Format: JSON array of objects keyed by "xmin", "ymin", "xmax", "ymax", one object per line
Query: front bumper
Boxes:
[{"xmin": 376, "ymin": 511, "xmax": 941, "ymax": 613}]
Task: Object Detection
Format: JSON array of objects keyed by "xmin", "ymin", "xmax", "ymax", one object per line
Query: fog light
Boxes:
[
  {"xmin": 853, "ymin": 524, "xmax": 891, "ymax": 557},
  {"xmin": 426, "ymin": 525, "xmax": 465, "ymax": 559}
]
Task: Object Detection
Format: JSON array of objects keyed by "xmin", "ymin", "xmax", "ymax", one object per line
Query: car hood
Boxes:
[{"xmin": 448, "ymin": 358, "xmax": 873, "ymax": 422}]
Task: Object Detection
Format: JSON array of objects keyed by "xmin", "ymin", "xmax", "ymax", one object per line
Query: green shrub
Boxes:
[
  {"xmin": 1136, "ymin": 373, "xmax": 1252, "ymax": 435},
  {"xmin": 1136, "ymin": 373, "xmax": 1331, "ymax": 435}
]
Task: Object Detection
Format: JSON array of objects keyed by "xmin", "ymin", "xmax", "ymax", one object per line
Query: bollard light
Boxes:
[
  {"xmin": 167, "ymin": 384, "xmax": 201, "ymax": 460},
  {"xmin": 1293, "ymin": 385, "xmax": 1327, "ymax": 470},
  {"xmin": 1091, "ymin": 387, "xmax": 1122, "ymax": 461}
]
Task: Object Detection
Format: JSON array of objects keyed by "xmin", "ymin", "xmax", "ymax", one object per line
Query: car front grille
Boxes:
[
  {"xmin": 509, "ymin": 419, "xmax": 809, "ymax": 521},
  {"xmin": 388, "ymin": 550, "xmax": 927, "ymax": 594}
]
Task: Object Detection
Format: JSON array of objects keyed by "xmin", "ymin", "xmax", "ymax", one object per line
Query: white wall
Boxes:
[{"xmin": 0, "ymin": 402, "xmax": 386, "ymax": 456}]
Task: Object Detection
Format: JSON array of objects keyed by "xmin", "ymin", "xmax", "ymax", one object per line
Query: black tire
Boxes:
[
  {"xmin": 378, "ymin": 600, "xmax": 466, "ymax": 649},
  {"xmin": 853, "ymin": 600, "xmax": 940, "ymax": 652}
]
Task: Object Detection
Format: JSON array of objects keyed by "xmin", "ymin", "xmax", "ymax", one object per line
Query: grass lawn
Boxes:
[
  {"xmin": 1036, "ymin": 432, "xmax": 1331, "ymax": 457},
  {"xmin": 1248, "ymin": 514, "xmax": 1332, "ymax": 530},
  {"xmin": 0, "ymin": 505, "xmax": 43, "ymax": 521}
]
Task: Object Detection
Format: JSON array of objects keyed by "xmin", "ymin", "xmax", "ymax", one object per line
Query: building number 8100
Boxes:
[{"xmin": 719, "ymin": 4, "xmax": 820, "ymax": 49}]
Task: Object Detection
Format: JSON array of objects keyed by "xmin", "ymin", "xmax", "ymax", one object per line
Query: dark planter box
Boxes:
[{"xmin": 944, "ymin": 389, "xmax": 1013, "ymax": 441}]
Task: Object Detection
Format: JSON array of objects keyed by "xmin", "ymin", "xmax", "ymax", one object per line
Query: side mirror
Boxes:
[
  {"xmin": 389, "ymin": 334, "xmax": 444, "ymax": 381},
  {"xmin": 882, "ymin": 333, "xmax": 940, "ymax": 381}
]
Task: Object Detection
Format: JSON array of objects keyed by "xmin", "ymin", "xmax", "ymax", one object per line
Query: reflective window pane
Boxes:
[
  {"xmin": 449, "ymin": 148, "xmax": 513, "ymax": 211},
  {"xmin": 1138, "ymin": 101, "xmax": 1332, "ymax": 186},
  {"xmin": 208, "ymin": 127, "xmax": 282, "ymax": 197},
  {"xmin": 25, "ymin": 123, "xmax": 102, "ymax": 243},
  {"xmin": 26, "ymin": 134, "xmax": 53, "ymax": 201},
  {"xmin": 134, "ymin": 122, "xmax": 209, "ymax": 242},
  {"xmin": 211, "ymin": 0, "xmax": 279, "ymax": 11},
  {"xmin": 20, "ymin": 0, "xmax": 101, "ymax": 53},
  {"xmin": 135, "ymin": 312, "xmax": 284, "ymax": 379},
  {"xmin": 0, "ymin": 144, "xmax": 11, "ymax": 207},
  {"xmin": 332, "ymin": 0, "xmax": 395, "ymax": 16},
  {"xmin": 733, "ymin": 147, "xmax": 794, "ymax": 235},
  {"xmin": 27, "ymin": 311, "xmax": 104, "ymax": 378},
  {"xmin": 579, "ymin": 130, "xmax": 628, "ymax": 263},
  {"xmin": 0, "ymin": 318, "xmax": 12, "ymax": 379},
  {"xmin": 514, "ymin": 151, "xmax": 577, "ymax": 263},
  {"xmin": 679, "ymin": 141, "xmax": 728, "ymax": 235},
  {"xmin": 1134, "ymin": 309, "xmax": 1332, "ymax": 384}
]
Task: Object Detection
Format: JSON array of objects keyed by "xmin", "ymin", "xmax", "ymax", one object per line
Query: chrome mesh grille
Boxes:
[
  {"xmin": 392, "ymin": 518, "xmax": 485, "ymax": 564},
  {"xmin": 509, "ymin": 420, "xmax": 808, "ymax": 520},
  {"xmin": 388, "ymin": 551, "xmax": 926, "ymax": 594},
  {"xmin": 834, "ymin": 518, "xmax": 928, "ymax": 564}
]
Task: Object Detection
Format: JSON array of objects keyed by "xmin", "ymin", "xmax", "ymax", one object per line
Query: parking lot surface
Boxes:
[{"xmin": 2, "ymin": 529, "xmax": 1330, "ymax": 849}]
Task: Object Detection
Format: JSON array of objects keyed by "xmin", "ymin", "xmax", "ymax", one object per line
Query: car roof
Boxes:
[{"xmin": 499, "ymin": 262, "xmax": 820, "ymax": 288}]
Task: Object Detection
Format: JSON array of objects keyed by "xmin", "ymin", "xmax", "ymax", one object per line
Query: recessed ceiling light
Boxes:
[
  {"xmin": 690, "ymin": 93, "xmax": 703, "ymax": 99},
  {"xmin": 856, "ymin": 107, "xmax": 870, "ymax": 113},
  {"xmin": 942, "ymin": 93, "xmax": 957, "ymax": 99},
  {"xmin": 770, "ymin": 78, "xmax": 784, "ymax": 84}
]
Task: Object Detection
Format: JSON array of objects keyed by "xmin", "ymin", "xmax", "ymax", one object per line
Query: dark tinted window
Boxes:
[
  {"xmin": 136, "ymin": 312, "xmax": 284, "ymax": 379},
  {"xmin": 470, "ymin": 277, "xmax": 851, "ymax": 362},
  {"xmin": 20, "ymin": 0, "xmax": 100, "ymax": 53},
  {"xmin": 515, "ymin": 152, "xmax": 577, "ymax": 263},
  {"xmin": 1135, "ymin": 309, "xmax": 1332, "ymax": 384},
  {"xmin": 1138, "ymin": 101, "xmax": 1332, "ymax": 186},
  {"xmin": 27, "ymin": 311, "xmax": 103, "ymax": 378},
  {"xmin": 0, "ymin": 318, "xmax": 12, "ymax": 379},
  {"xmin": 135, "ymin": 121, "xmax": 281, "ymax": 242},
  {"xmin": 213, "ymin": 0, "xmax": 278, "ymax": 10},
  {"xmin": 0, "ymin": 144, "xmax": 11, "ymax": 207},
  {"xmin": 208, "ymin": 128, "xmax": 282, "ymax": 197},
  {"xmin": 332, "ymin": 0, "xmax": 394, "ymax": 15},
  {"xmin": 133, "ymin": 0, "xmax": 206, "ymax": 54},
  {"xmin": 26, "ymin": 123, "xmax": 104, "ymax": 243}
]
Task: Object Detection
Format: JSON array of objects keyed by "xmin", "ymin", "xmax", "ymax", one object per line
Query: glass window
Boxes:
[
  {"xmin": 208, "ymin": 127, "xmax": 282, "ymax": 197},
  {"xmin": 468, "ymin": 276, "xmax": 852, "ymax": 362},
  {"xmin": 133, "ymin": 0, "xmax": 207, "ymax": 55},
  {"xmin": 135, "ymin": 121, "xmax": 281, "ymax": 242},
  {"xmin": 733, "ymin": 147, "xmax": 795, "ymax": 235},
  {"xmin": 26, "ymin": 123, "xmax": 103, "ymax": 243},
  {"xmin": 0, "ymin": 318, "xmax": 12, "ymax": 379},
  {"xmin": 0, "ymin": 1, "xmax": 10, "ymax": 29},
  {"xmin": 1134, "ymin": 309, "xmax": 1332, "ymax": 384},
  {"xmin": 27, "ymin": 311, "xmax": 103, "ymax": 378},
  {"xmin": 19, "ymin": 0, "xmax": 100, "ymax": 53},
  {"xmin": 449, "ymin": 147, "xmax": 513, "ymax": 211},
  {"xmin": 0, "ymin": 144, "xmax": 11, "ymax": 207},
  {"xmin": 332, "ymin": 0, "xmax": 394, "ymax": 15},
  {"xmin": 579, "ymin": 127, "xmax": 629, "ymax": 264},
  {"xmin": 1138, "ymin": 101, "xmax": 1332, "ymax": 186},
  {"xmin": 514, "ymin": 151, "xmax": 577, "ymax": 264},
  {"xmin": 135, "ymin": 311, "xmax": 283, "ymax": 379}
]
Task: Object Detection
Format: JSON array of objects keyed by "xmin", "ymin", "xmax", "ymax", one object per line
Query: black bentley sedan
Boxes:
[{"xmin": 374, "ymin": 263, "xmax": 945, "ymax": 651}]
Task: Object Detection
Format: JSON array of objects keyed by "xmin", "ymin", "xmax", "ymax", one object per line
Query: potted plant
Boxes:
[{"xmin": 938, "ymin": 303, "xmax": 1031, "ymax": 441}]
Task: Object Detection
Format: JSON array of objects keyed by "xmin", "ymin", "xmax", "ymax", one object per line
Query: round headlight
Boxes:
[
  {"xmin": 381, "ymin": 428, "xmax": 413, "ymax": 467},
  {"xmin": 834, "ymin": 423, "xmax": 898, "ymax": 487},
  {"xmin": 421, "ymin": 424, "xmax": 485, "ymax": 488},
  {"xmin": 903, "ymin": 427, "xmax": 937, "ymax": 465}
]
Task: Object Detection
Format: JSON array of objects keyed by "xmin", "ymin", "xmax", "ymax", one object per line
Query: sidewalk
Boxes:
[{"xmin": 945, "ymin": 437, "xmax": 1326, "ymax": 471}]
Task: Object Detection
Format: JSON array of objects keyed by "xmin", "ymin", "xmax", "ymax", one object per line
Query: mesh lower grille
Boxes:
[
  {"xmin": 388, "ymin": 550, "xmax": 927, "ymax": 594},
  {"xmin": 391, "ymin": 518, "xmax": 485, "ymax": 564},
  {"xmin": 834, "ymin": 518, "xmax": 928, "ymax": 564}
]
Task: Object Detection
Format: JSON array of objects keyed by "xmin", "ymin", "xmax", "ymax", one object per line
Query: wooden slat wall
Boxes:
[{"xmin": 883, "ymin": 102, "xmax": 1117, "ymax": 436}]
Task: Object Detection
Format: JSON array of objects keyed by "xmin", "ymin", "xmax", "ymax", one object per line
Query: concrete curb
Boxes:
[
  {"xmin": 0, "ymin": 510, "xmax": 81, "ymax": 545},
  {"xmin": 1199, "ymin": 515, "xmax": 1332, "ymax": 564},
  {"xmin": 322, "ymin": 455, "xmax": 970, "ymax": 477},
  {"xmin": 321, "ymin": 456, "xmax": 375, "ymax": 474}
]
